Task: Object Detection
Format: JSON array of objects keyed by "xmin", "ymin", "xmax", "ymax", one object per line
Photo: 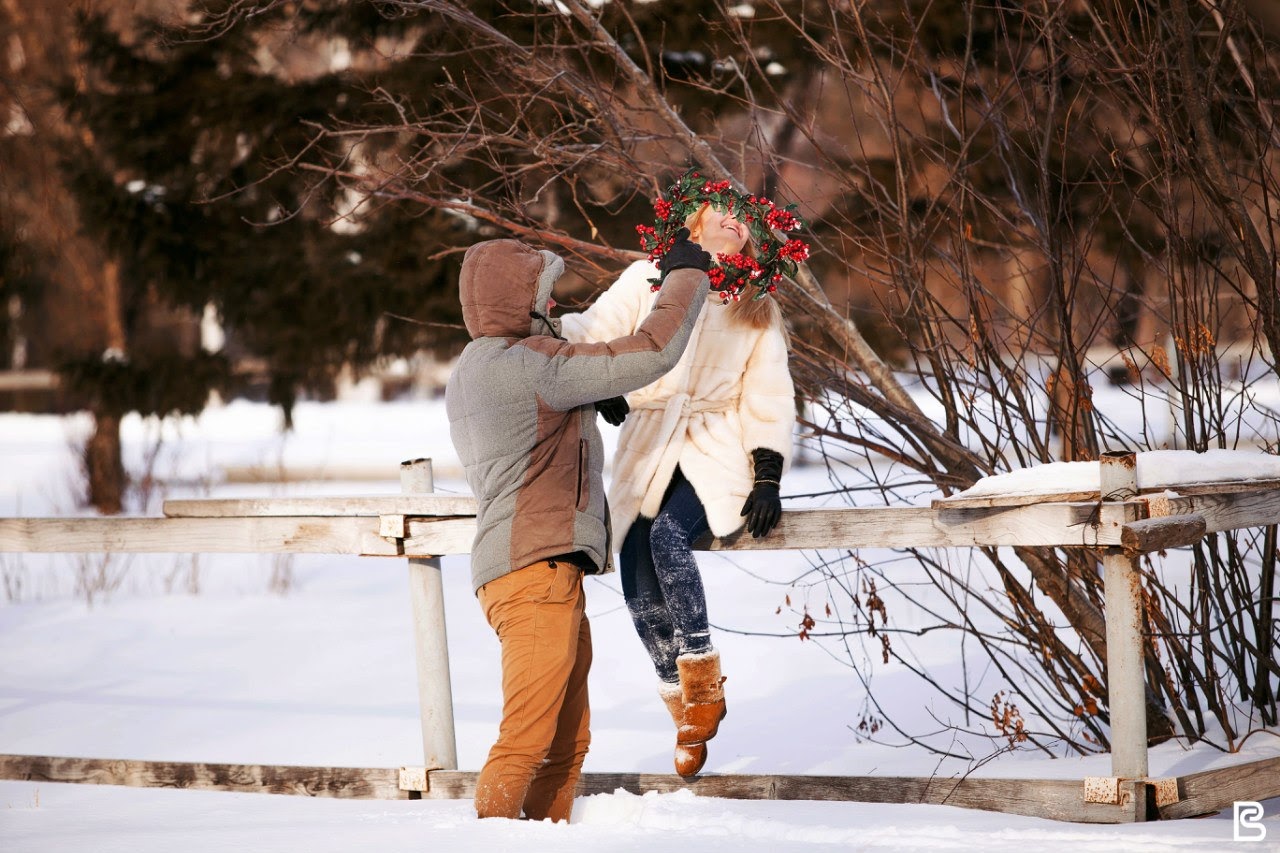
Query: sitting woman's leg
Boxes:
[
  {"xmin": 649, "ymin": 469, "xmax": 725, "ymax": 764},
  {"xmin": 621, "ymin": 481, "xmax": 713, "ymax": 777},
  {"xmin": 620, "ymin": 515, "xmax": 680, "ymax": 683},
  {"xmin": 647, "ymin": 469, "xmax": 712, "ymax": 657}
]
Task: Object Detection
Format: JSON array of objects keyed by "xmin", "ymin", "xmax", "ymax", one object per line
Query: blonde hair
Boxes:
[{"xmin": 685, "ymin": 203, "xmax": 784, "ymax": 332}]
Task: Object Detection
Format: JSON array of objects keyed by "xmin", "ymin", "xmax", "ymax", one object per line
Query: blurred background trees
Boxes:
[
  {"xmin": 3, "ymin": 0, "xmax": 1278, "ymax": 755},
  {"xmin": 1, "ymin": 0, "xmax": 466, "ymax": 512}
]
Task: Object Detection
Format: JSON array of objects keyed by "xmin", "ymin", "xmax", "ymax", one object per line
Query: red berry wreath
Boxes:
[{"xmin": 635, "ymin": 168, "xmax": 809, "ymax": 302}]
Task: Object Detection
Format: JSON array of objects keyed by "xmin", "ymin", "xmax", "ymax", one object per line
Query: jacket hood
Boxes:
[{"xmin": 459, "ymin": 239, "xmax": 565, "ymax": 339}]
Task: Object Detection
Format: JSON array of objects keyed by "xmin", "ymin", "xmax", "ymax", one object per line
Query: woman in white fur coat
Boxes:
[{"xmin": 559, "ymin": 203, "xmax": 795, "ymax": 777}]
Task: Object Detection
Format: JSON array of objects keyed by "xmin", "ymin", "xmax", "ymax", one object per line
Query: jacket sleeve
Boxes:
[
  {"xmin": 737, "ymin": 322, "xmax": 795, "ymax": 467},
  {"xmin": 519, "ymin": 267, "xmax": 709, "ymax": 411},
  {"xmin": 558, "ymin": 260, "xmax": 653, "ymax": 344}
]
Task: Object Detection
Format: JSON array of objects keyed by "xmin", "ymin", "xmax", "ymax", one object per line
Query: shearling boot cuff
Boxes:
[{"xmin": 676, "ymin": 651, "xmax": 725, "ymax": 705}]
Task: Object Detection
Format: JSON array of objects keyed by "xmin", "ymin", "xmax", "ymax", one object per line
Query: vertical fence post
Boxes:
[
  {"xmin": 1099, "ymin": 450, "xmax": 1148, "ymax": 781},
  {"xmin": 400, "ymin": 457, "xmax": 458, "ymax": 770}
]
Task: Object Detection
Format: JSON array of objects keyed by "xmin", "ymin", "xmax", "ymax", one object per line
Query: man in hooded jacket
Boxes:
[{"xmin": 445, "ymin": 231, "xmax": 711, "ymax": 822}]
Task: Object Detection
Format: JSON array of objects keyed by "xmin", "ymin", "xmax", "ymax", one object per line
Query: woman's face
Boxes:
[{"xmin": 691, "ymin": 207, "xmax": 749, "ymax": 256}]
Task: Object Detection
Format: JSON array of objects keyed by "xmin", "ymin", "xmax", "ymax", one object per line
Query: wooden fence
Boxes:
[{"xmin": 3, "ymin": 453, "xmax": 1280, "ymax": 823}]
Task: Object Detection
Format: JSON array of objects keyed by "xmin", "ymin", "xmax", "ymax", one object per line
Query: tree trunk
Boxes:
[{"xmin": 85, "ymin": 410, "xmax": 123, "ymax": 515}]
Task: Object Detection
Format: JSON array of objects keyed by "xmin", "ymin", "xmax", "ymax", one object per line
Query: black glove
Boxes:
[
  {"xmin": 659, "ymin": 227, "xmax": 713, "ymax": 273},
  {"xmin": 595, "ymin": 395, "xmax": 630, "ymax": 427},
  {"xmin": 740, "ymin": 447, "xmax": 784, "ymax": 538}
]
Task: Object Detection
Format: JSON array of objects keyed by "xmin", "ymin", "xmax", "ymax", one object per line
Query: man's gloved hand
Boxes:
[
  {"xmin": 659, "ymin": 227, "xmax": 713, "ymax": 273},
  {"xmin": 740, "ymin": 447, "xmax": 784, "ymax": 538},
  {"xmin": 595, "ymin": 395, "xmax": 630, "ymax": 427}
]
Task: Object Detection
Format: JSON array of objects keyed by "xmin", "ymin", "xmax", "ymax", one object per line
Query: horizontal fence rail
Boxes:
[
  {"xmin": 3, "ymin": 487, "xmax": 1279, "ymax": 556},
  {"xmin": 4, "ymin": 752, "xmax": 1279, "ymax": 824}
]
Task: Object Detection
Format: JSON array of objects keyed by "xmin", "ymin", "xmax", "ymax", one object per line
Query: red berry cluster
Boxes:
[
  {"xmin": 638, "ymin": 168, "xmax": 809, "ymax": 302},
  {"xmin": 765, "ymin": 208, "xmax": 800, "ymax": 232},
  {"xmin": 779, "ymin": 238, "xmax": 809, "ymax": 262}
]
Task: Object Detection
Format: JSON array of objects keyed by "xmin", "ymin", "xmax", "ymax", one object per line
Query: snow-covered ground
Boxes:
[{"xmin": 1, "ymin": 387, "xmax": 1279, "ymax": 851}]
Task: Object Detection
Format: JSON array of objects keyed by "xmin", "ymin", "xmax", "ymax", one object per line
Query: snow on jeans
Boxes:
[
  {"xmin": 475, "ymin": 558, "xmax": 592, "ymax": 822},
  {"xmin": 620, "ymin": 468, "xmax": 713, "ymax": 684}
]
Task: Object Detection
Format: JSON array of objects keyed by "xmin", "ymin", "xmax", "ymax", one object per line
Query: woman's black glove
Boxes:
[
  {"xmin": 740, "ymin": 447, "xmax": 784, "ymax": 538},
  {"xmin": 595, "ymin": 395, "xmax": 630, "ymax": 426},
  {"xmin": 659, "ymin": 227, "xmax": 713, "ymax": 273}
]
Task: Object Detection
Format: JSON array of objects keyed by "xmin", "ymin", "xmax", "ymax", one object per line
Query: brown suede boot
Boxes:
[
  {"xmin": 676, "ymin": 651, "xmax": 727, "ymax": 748},
  {"xmin": 658, "ymin": 681, "xmax": 707, "ymax": 777}
]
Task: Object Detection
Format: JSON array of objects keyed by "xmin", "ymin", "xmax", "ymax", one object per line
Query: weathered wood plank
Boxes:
[
  {"xmin": 1165, "ymin": 479, "xmax": 1280, "ymax": 496},
  {"xmin": 164, "ymin": 495, "xmax": 478, "ymax": 518},
  {"xmin": 0, "ymin": 369, "xmax": 58, "ymax": 392},
  {"xmin": 9, "ymin": 751, "xmax": 1277, "ymax": 822},
  {"xmin": 0, "ymin": 517, "xmax": 401, "ymax": 556},
  {"xmin": 0, "ymin": 754, "xmax": 405, "ymax": 799},
  {"xmin": 0, "ymin": 755, "xmax": 1145, "ymax": 823},
  {"xmin": 697, "ymin": 503, "xmax": 1130, "ymax": 550},
  {"xmin": 401, "ymin": 459, "xmax": 458, "ymax": 771},
  {"xmin": 16, "ymin": 487, "xmax": 1268, "ymax": 558},
  {"xmin": 1158, "ymin": 490, "xmax": 1280, "ymax": 535},
  {"xmin": 16, "ymin": 491, "xmax": 1279, "ymax": 557},
  {"xmin": 354, "ymin": 504, "xmax": 1137, "ymax": 553},
  {"xmin": 933, "ymin": 490, "xmax": 1100, "ymax": 509},
  {"xmin": 936, "ymin": 480, "xmax": 1280, "ymax": 510},
  {"xmin": 1158, "ymin": 756, "xmax": 1280, "ymax": 820},
  {"xmin": 0, "ymin": 502, "xmax": 1137, "ymax": 555},
  {"xmin": 420, "ymin": 770, "xmax": 1145, "ymax": 823},
  {"xmin": 1121, "ymin": 514, "xmax": 1207, "ymax": 553},
  {"xmin": 402, "ymin": 517, "xmax": 481, "ymax": 556},
  {"xmin": 1100, "ymin": 452, "xmax": 1148, "ymax": 785}
]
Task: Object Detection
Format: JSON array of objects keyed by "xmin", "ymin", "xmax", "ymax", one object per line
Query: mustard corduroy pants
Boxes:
[{"xmin": 474, "ymin": 559, "xmax": 592, "ymax": 822}]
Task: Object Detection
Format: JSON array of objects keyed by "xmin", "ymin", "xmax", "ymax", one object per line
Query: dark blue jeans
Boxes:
[{"xmin": 619, "ymin": 469, "xmax": 713, "ymax": 683}]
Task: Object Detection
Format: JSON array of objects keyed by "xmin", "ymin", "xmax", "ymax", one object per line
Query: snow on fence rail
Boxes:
[{"xmin": 3, "ymin": 454, "xmax": 1280, "ymax": 824}]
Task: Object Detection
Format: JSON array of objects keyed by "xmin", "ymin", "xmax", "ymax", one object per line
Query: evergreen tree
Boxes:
[
  {"xmin": 64, "ymin": 6, "xmax": 469, "ymax": 419},
  {"xmin": 8, "ymin": 1, "xmax": 480, "ymax": 508}
]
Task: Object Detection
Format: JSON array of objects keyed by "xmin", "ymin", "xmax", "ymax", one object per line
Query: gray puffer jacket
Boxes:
[{"xmin": 445, "ymin": 239, "xmax": 709, "ymax": 593}]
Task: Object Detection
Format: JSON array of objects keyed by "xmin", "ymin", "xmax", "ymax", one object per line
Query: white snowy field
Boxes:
[{"xmin": 2, "ymin": 384, "xmax": 1280, "ymax": 851}]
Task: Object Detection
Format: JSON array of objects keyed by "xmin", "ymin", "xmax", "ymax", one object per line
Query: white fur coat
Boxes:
[{"xmin": 559, "ymin": 260, "xmax": 794, "ymax": 541}]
